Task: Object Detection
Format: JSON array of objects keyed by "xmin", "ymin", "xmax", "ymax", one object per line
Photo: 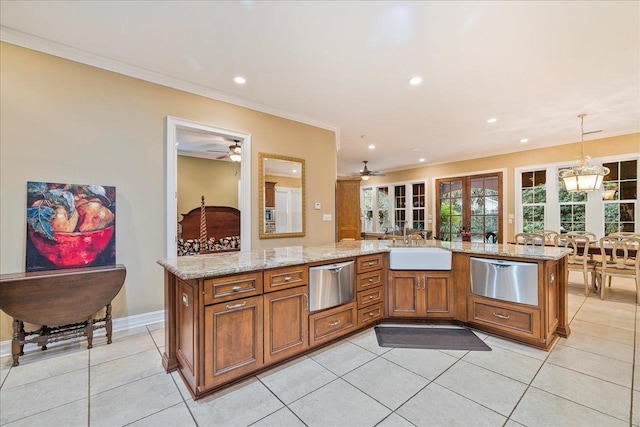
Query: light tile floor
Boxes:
[{"xmin": 1, "ymin": 273, "xmax": 638, "ymax": 426}]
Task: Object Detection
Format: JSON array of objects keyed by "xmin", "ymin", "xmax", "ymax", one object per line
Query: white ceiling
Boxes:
[{"xmin": 1, "ymin": 1, "xmax": 638, "ymax": 176}]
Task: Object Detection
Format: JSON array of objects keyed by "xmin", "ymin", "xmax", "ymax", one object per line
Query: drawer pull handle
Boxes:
[
  {"xmin": 231, "ymin": 286, "xmax": 241, "ymax": 292},
  {"xmin": 182, "ymin": 293, "xmax": 189, "ymax": 307},
  {"xmin": 368, "ymin": 261, "xmax": 375, "ymax": 266},
  {"xmin": 368, "ymin": 278, "xmax": 374, "ymax": 283},
  {"xmin": 226, "ymin": 301, "xmax": 247, "ymax": 310},
  {"xmin": 368, "ymin": 311, "xmax": 376, "ymax": 317},
  {"xmin": 368, "ymin": 295, "xmax": 375, "ymax": 299},
  {"xmin": 492, "ymin": 312, "xmax": 510, "ymax": 320},
  {"xmin": 329, "ymin": 320, "xmax": 341, "ymax": 327},
  {"xmin": 284, "ymin": 276, "xmax": 292, "ymax": 282}
]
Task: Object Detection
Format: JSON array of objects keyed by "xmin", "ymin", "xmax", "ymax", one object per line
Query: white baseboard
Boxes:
[{"xmin": 0, "ymin": 310, "xmax": 164, "ymax": 359}]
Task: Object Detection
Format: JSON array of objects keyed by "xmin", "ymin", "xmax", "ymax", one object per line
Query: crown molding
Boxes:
[{"xmin": 0, "ymin": 26, "xmax": 341, "ymax": 145}]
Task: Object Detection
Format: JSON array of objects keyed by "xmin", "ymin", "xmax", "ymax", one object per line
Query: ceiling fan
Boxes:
[
  {"xmin": 357, "ymin": 160, "xmax": 385, "ymax": 181},
  {"xmin": 207, "ymin": 140, "xmax": 242, "ymax": 162}
]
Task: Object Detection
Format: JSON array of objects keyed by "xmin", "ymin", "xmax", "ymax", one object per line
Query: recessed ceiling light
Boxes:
[
  {"xmin": 233, "ymin": 76, "xmax": 246, "ymax": 84},
  {"xmin": 520, "ymin": 138, "xmax": 529, "ymax": 143},
  {"xmin": 419, "ymin": 158, "xmax": 426, "ymax": 162},
  {"xmin": 368, "ymin": 144, "xmax": 375, "ymax": 149},
  {"xmin": 409, "ymin": 76, "xmax": 423, "ymax": 86},
  {"xmin": 487, "ymin": 118, "xmax": 497, "ymax": 123}
]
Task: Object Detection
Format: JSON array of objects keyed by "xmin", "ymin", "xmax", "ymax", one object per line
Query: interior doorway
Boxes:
[{"xmin": 165, "ymin": 116, "xmax": 251, "ymax": 258}]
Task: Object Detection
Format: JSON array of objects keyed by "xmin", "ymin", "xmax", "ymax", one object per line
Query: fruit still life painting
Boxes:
[{"xmin": 26, "ymin": 181, "xmax": 116, "ymax": 272}]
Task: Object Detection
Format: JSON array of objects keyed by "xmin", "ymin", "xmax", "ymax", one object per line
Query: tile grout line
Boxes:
[{"xmin": 630, "ymin": 302, "xmax": 638, "ymax": 426}]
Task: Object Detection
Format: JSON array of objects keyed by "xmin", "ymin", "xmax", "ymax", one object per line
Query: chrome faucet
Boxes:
[{"xmin": 403, "ymin": 224, "xmax": 409, "ymax": 245}]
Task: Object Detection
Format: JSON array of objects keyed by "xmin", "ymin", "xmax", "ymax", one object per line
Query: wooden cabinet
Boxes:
[
  {"xmin": 203, "ymin": 272, "xmax": 262, "ymax": 305},
  {"xmin": 468, "ymin": 297, "xmax": 541, "ymax": 339},
  {"xmin": 203, "ymin": 295, "xmax": 263, "ymax": 391},
  {"xmin": 264, "ymin": 265, "xmax": 308, "ymax": 292},
  {"xmin": 265, "ymin": 181, "xmax": 276, "ymax": 208},
  {"xmin": 462, "ymin": 254, "xmax": 566, "ymax": 349},
  {"xmin": 264, "ymin": 285, "xmax": 309, "ymax": 364},
  {"xmin": 388, "ymin": 270, "xmax": 454, "ymax": 318},
  {"xmin": 356, "ymin": 253, "xmax": 385, "ymax": 326},
  {"xmin": 309, "ymin": 301, "xmax": 357, "ymax": 346},
  {"xmin": 336, "ymin": 178, "xmax": 361, "ymax": 241}
]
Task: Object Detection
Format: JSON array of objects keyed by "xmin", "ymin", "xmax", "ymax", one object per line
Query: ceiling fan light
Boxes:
[
  {"xmin": 229, "ymin": 152, "xmax": 242, "ymax": 162},
  {"xmin": 361, "ymin": 175, "xmax": 370, "ymax": 181}
]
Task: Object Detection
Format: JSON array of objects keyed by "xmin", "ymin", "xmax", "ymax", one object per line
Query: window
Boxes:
[
  {"xmin": 436, "ymin": 173, "xmax": 502, "ymax": 242},
  {"xmin": 394, "ymin": 185, "xmax": 406, "ymax": 229},
  {"xmin": 558, "ymin": 179, "xmax": 586, "ymax": 232},
  {"xmin": 412, "ymin": 183, "xmax": 426, "ymax": 230},
  {"xmin": 516, "ymin": 155, "xmax": 639, "ymax": 238},
  {"xmin": 521, "ymin": 170, "xmax": 546, "ymax": 232},
  {"xmin": 377, "ymin": 187, "xmax": 390, "ymax": 231},
  {"xmin": 603, "ymin": 159, "xmax": 637, "ymax": 234},
  {"xmin": 362, "ymin": 188, "xmax": 373, "ymax": 232},
  {"xmin": 360, "ymin": 182, "xmax": 426, "ymax": 233},
  {"xmin": 437, "ymin": 179, "xmax": 464, "ymax": 241}
]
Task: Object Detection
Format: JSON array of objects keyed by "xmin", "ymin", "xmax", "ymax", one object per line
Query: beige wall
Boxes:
[
  {"xmin": 177, "ymin": 155, "xmax": 240, "ymax": 221},
  {"xmin": 0, "ymin": 43, "xmax": 337, "ymax": 341},
  {"xmin": 364, "ymin": 133, "xmax": 639, "ymax": 239}
]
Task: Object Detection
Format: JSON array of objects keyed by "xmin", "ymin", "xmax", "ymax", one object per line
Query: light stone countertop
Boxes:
[{"xmin": 157, "ymin": 240, "xmax": 571, "ymax": 280}]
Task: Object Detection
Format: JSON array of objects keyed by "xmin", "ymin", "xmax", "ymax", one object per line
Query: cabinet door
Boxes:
[
  {"xmin": 424, "ymin": 272, "xmax": 454, "ymax": 317},
  {"xmin": 203, "ymin": 295, "xmax": 263, "ymax": 390},
  {"xmin": 388, "ymin": 271, "xmax": 422, "ymax": 317},
  {"xmin": 264, "ymin": 286, "xmax": 309, "ymax": 365}
]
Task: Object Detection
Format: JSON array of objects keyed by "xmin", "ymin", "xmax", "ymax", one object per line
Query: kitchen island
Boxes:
[{"xmin": 158, "ymin": 240, "xmax": 570, "ymax": 399}]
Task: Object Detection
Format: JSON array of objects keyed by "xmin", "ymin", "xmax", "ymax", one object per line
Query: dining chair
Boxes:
[
  {"xmin": 596, "ymin": 236, "xmax": 640, "ymax": 303},
  {"xmin": 514, "ymin": 232, "xmax": 545, "ymax": 246},
  {"xmin": 560, "ymin": 236, "xmax": 600, "ymax": 296}
]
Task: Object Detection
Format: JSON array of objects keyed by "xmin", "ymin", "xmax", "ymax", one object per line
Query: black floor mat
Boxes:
[{"xmin": 374, "ymin": 326, "xmax": 492, "ymax": 351}]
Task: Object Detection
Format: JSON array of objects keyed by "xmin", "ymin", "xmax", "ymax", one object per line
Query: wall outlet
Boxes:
[
  {"xmin": 314, "ymin": 202, "xmax": 321, "ymax": 210},
  {"xmin": 322, "ymin": 214, "xmax": 332, "ymax": 221}
]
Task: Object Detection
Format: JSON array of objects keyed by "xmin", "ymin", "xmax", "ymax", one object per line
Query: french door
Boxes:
[{"xmin": 436, "ymin": 172, "xmax": 503, "ymax": 243}]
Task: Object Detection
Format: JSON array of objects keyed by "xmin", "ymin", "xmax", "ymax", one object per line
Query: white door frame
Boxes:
[{"xmin": 165, "ymin": 116, "xmax": 252, "ymax": 258}]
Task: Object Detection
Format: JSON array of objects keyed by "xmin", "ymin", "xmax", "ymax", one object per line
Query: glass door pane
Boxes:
[{"xmin": 437, "ymin": 173, "xmax": 502, "ymax": 243}]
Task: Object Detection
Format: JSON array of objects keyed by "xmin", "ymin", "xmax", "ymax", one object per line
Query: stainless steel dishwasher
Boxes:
[
  {"xmin": 470, "ymin": 257, "xmax": 538, "ymax": 305},
  {"xmin": 308, "ymin": 260, "xmax": 355, "ymax": 312}
]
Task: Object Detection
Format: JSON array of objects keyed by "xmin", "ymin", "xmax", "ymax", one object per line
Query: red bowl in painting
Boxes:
[{"xmin": 28, "ymin": 226, "xmax": 114, "ymax": 267}]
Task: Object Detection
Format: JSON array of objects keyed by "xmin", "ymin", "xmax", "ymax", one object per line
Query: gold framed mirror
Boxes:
[{"xmin": 258, "ymin": 152, "xmax": 306, "ymax": 238}]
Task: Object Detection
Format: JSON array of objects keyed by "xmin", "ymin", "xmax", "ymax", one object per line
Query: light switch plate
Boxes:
[
  {"xmin": 322, "ymin": 214, "xmax": 332, "ymax": 221},
  {"xmin": 314, "ymin": 202, "xmax": 321, "ymax": 210}
]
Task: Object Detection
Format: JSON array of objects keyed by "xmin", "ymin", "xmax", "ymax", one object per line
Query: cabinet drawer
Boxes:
[
  {"xmin": 309, "ymin": 301, "xmax": 357, "ymax": 346},
  {"xmin": 470, "ymin": 298, "xmax": 541, "ymax": 340},
  {"xmin": 357, "ymin": 270, "xmax": 384, "ymax": 291},
  {"xmin": 356, "ymin": 254, "xmax": 384, "ymax": 274},
  {"xmin": 264, "ymin": 266, "xmax": 308, "ymax": 292},
  {"xmin": 358, "ymin": 303, "xmax": 383, "ymax": 327},
  {"xmin": 204, "ymin": 272, "xmax": 263, "ymax": 305},
  {"xmin": 357, "ymin": 286, "xmax": 384, "ymax": 308}
]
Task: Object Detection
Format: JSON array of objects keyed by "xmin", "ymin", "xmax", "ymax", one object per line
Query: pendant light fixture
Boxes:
[{"xmin": 558, "ymin": 114, "xmax": 609, "ymax": 192}]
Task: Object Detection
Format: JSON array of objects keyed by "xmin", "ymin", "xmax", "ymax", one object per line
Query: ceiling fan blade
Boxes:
[{"xmin": 216, "ymin": 153, "xmax": 230, "ymax": 160}]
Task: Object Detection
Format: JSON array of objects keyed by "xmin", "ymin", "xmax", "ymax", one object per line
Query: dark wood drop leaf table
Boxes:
[{"xmin": 0, "ymin": 264, "xmax": 126, "ymax": 366}]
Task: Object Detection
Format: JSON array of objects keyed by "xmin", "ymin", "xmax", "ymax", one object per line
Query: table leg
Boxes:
[
  {"xmin": 86, "ymin": 316, "xmax": 94, "ymax": 349},
  {"xmin": 11, "ymin": 319, "xmax": 22, "ymax": 366},
  {"xmin": 106, "ymin": 303, "xmax": 113, "ymax": 344}
]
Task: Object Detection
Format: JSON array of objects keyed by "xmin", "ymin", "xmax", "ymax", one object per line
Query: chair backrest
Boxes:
[
  {"xmin": 599, "ymin": 236, "xmax": 640, "ymax": 274},
  {"xmin": 562, "ymin": 236, "xmax": 591, "ymax": 266},
  {"xmin": 553, "ymin": 233, "xmax": 569, "ymax": 247},
  {"xmin": 514, "ymin": 232, "xmax": 545, "ymax": 246},
  {"xmin": 566, "ymin": 231, "xmax": 597, "ymax": 242},
  {"xmin": 543, "ymin": 230, "xmax": 560, "ymax": 244},
  {"xmin": 609, "ymin": 231, "xmax": 640, "ymax": 239}
]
